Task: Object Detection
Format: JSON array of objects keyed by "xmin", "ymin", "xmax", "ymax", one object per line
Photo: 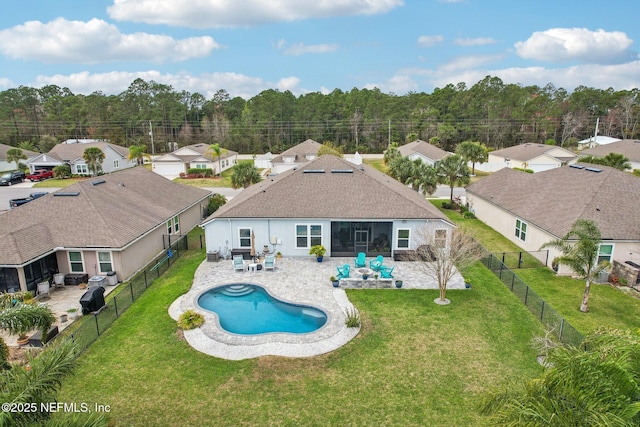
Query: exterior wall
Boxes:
[
  {"xmin": 0, "ymin": 160, "xmax": 13, "ymax": 172},
  {"xmin": 272, "ymin": 162, "xmax": 301, "ymax": 175},
  {"xmin": 254, "ymin": 153, "xmax": 274, "ymax": 169},
  {"xmin": 407, "ymin": 153, "xmax": 436, "ymax": 166},
  {"xmin": 152, "ymin": 161, "xmax": 185, "ymax": 176}
]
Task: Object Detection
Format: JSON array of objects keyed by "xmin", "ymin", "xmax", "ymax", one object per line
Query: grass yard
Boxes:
[
  {"xmin": 33, "ymin": 177, "xmax": 85, "ymax": 188},
  {"xmin": 173, "ymin": 160, "xmax": 253, "ymax": 188},
  {"xmin": 363, "ymin": 158, "xmax": 388, "ymax": 173},
  {"xmin": 430, "ymin": 199, "xmax": 640, "ymax": 335},
  {"xmin": 57, "ymin": 250, "xmax": 544, "ymax": 426}
]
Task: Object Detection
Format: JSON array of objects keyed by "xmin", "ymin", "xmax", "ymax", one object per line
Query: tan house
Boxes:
[
  {"xmin": 582, "ymin": 139, "xmax": 640, "ymax": 171},
  {"xmin": 269, "ymin": 139, "xmax": 323, "ymax": 174},
  {"xmin": 398, "ymin": 140, "xmax": 450, "ymax": 166},
  {"xmin": 0, "ymin": 167, "xmax": 210, "ymax": 293},
  {"xmin": 202, "ymin": 155, "xmax": 455, "ymax": 260},
  {"xmin": 152, "ymin": 143, "xmax": 238, "ymax": 178},
  {"xmin": 466, "ymin": 164, "xmax": 640, "ymax": 275},
  {"xmin": 27, "ymin": 142, "xmax": 135, "ymax": 175},
  {"xmin": 485, "ymin": 143, "xmax": 578, "ymax": 173}
]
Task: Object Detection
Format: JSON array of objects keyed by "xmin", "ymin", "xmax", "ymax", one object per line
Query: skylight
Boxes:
[
  {"xmin": 53, "ymin": 192, "xmax": 80, "ymax": 197},
  {"xmin": 303, "ymin": 169, "xmax": 325, "ymax": 173}
]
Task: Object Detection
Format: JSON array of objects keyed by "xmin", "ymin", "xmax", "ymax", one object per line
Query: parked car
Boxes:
[
  {"xmin": 0, "ymin": 171, "xmax": 25, "ymax": 186},
  {"xmin": 9, "ymin": 192, "xmax": 48, "ymax": 208},
  {"xmin": 26, "ymin": 170, "xmax": 54, "ymax": 182}
]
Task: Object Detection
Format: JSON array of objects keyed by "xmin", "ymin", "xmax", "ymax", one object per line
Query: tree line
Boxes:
[{"xmin": 1, "ymin": 76, "xmax": 638, "ymax": 155}]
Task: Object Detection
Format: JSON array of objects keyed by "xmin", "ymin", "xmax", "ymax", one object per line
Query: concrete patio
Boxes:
[{"xmin": 169, "ymin": 256, "xmax": 467, "ymax": 360}]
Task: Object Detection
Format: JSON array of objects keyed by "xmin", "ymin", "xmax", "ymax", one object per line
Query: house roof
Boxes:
[
  {"xmin": 466, "ymin": 164, "xmax": 640, "ymax": 241},
  {"xmin": 270, "ymin": 139, "xmax": 323, "ymax": 164},
  {"xmin": 577, "ymin": 135, "xmax": 621, "ymax": 146},
  {"xmin": 0, "ymin": 167, "xmax": 210, "ymax": 266},
  {"xmin": 0, "ymin": 143, "xmax": 39, "ymax": 160},
  {"xmin": 205, "ymin": 155, "xmax": 451, "ymax": 223},
  {"xmin": 490, "ymin": 143, "xmax": 577, "ymax": 162},
  {"xmin": 582, "ymin": 139, "xmax": 640, "ymax": 163},
  {"xmin": 398, "ymin": 140, "xmax": 450, "ymax": 161},
  {"xmin": 48, "ymin": 142, "xmax": 129, "ymax": 161},
  {"xmin": 156, "ymin": 143, "xmax": 237, "ymax": 163}
]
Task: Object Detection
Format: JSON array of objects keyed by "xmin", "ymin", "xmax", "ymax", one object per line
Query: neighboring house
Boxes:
[
  {"xmin": 466, "ymin": 164, "xmax": 640, "ymax": 275},
  {"xmin": 485, "ymin": 143, "xmax": 578, "ymax": 173},
  {"xmin": 152, "ymin": 143, "xmax": 238, "ymax": 178},
  {"xmin": 581, "ymin": 139, "xmax": 640, "ymax": 171},
  {"xmin": 398, "ymin": 140, "xmax": 450, "ymax": 166},
  {"xmin": 269, "ymin": 139, "xmax": 323, "ymax": 174},
  {"xmin": 202, "ymin": 155, "xmax": 455, "ymax": 260},
  {"xmin": 253, "ymin": 152, "xmax": 275, "ymax": 169},
  {"xmin": 27, "ymin": 142, "xmax": 134, "ymax": 175},
  {"xmin": 0, "ymin": 143, "xmax": 38, "ymax": 172},
  {"xmin": 577, "ymin": 135, "xmax": 621, "ymax": 150},
  {"xmin": 0, "ymin": 167, "xmax": 210, "ymax": 293}
]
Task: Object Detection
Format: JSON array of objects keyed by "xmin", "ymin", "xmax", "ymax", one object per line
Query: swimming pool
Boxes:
[{"xmin": 197, "ymin": 284, "xmax": 327, "ymax": 335}]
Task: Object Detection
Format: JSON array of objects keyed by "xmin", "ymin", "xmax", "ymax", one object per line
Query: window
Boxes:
[
  {"xmin": 167, "ymin": 220, "xmax": 173, "ymax": 235},
  {"xmin": 434, "ymin": 229, "xmax": 447, "ymax": 248},
  {"xmin": 239, "ymin": 228, "xmax": 252, "ymax": 248},
  {"xmin": 195, "ymin": 163, "xmax": 207, "ymax": 169},
  {"xmin": 295, "ymin": 224, "xmax": 322, "ymax": 248},
  {"xmin": 597, "ymin": 244, "xmax": 613, "ymax": 264},
  {"xmin": 69, "ymin": 252, "xmax": 84, "ymax": 272},
  {"xmin": 515, "ymin": 219, "xmax": 527, "ymax": 241},
  {"xmin": 397, "ymin": 229, "xmax": 410, "ymax": 248},
  {"xmin": 173, "ymin": 216, "xmax": 179, "ymax": 234},
  {"xmin": 97, "ymin": 252, "xmax": 112, "ymax": 273},
  {"xmin": 113, "ymin": 159, "xmax": 120, "ymax": 169},
  {"xmin": 76, "ymin": 164, "xmax": 88, "ymax": 175}
]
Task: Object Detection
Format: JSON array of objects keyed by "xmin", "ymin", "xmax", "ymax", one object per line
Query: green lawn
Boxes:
[
  {"xmin": 173, "ymin": 160, "xmax": 253, "ymax": 188},
  {"xmin": 57, "ymin": 249, "xmax": 544, "ymax": 426},
  {"xmin": 33, "ymin": 177, "xmax": 85, "ymax": 188},
  {"xmin": 430, "ymin": 199, "xmax": 640, "ymax": 335},
  {"xmin": 363, "ymin": 158, "xmax": 388, "ymax": 173}
]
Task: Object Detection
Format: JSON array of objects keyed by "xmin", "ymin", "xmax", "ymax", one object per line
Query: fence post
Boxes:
[
  {"xmin": 144, "ymin": 270, "xmax": 148, "ymax": 288},
  {"xmin": 488, "ymin": 254, "xmax": 492, "ymax": 269},
  {"xmin": 114, "ymin": 297, "xmax": 119, "ymax": 318},
  {"xmin": 499, "ymin": 263, "xmax": 503, "ymax": 279},
  {"xmin": 545, "ymin": 250, "xmax": 549, "ymax": 266},
  {"xmin": 94, "ymin": 315, "xmax": 100, "ymax": 337},
  {"xmin": 524, "ymin": 286, "xmax": 529, "ymax": 304},
  {"xmin": 518, "ymin": 252, "xmax": 523, "ymax": 268},
  {"xmin": 511, "ymin": 274, "xmax": 515, "ymax": 291},
  {"xmin": 540, "ymin": 300, "xmax": 545, "ymax": 321},
  {"xmin": 130, "ymin": 282, "xmax": 134, "ymax": 302},
  {"xmin": 559, "ymin": 318, "xmax": 565, "ymax": 343}
]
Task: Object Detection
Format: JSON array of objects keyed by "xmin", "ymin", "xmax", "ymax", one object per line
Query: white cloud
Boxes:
[
  {"xmin": 107, "ymin": 0, "xmax": 404, "ymax": 28},
  {"xmin": 515, "ymin": 28, "xmax": 636, "ymax": 64},
  {"xmin": 438, "ymin": 54, "xmax": 504, "ymax": 72},
  {"xmin": 283, "ymin": 43, "xmax": 339, "ymax": 56},
  {"xmin": 0, "ymin": 77, "xmax": 13, "ymax": 89},
  {"xmin": 0, "ymin": 18, "xmax": 219, "ymax": 64},
  {"xmin": 32, "ymin": 70, "xmax": 304, "ymax": 99},
  {"xmin": 417, "ymin": 35, "xmax": 444, "ymax": 47},
  {"xmin": 454, "ymin": 37, "xmax": 497, "ymax": 46}
]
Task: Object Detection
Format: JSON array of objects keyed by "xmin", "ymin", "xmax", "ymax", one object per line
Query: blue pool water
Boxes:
[{"xmin": 197, "ymin": 284, "xmax": 327, "ymax": 335}]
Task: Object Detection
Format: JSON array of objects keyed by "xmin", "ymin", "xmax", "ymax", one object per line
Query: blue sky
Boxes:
[{"xmin": 0, "ymin": 0, "xmax": 639, "ymax": 99}]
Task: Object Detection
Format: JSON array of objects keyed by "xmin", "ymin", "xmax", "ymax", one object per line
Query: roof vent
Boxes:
[
  {"xmin": 54, "ymin": 192, "xmax": 80, "ymax": 197},
  {"xmin": 359, "ymin": 166, "xmax": 365, "ymax": 171},
  {"xmin": 585, "ymin": 167, "xmax": 602, "ymax": 173},
  {"xmin": 303, "ymin": 169, "xmax": 325, "ymax": 173},
  {"xmin": 91, "ymin": 179, "xmax": 106, "ymax": 186},
  {"xmin": 569, "ymin": 164, "xmax": 584, "ymax": 169},
  {"xmin": 331, "ymin": 169, "xmax": 353, "ymax": 173}
]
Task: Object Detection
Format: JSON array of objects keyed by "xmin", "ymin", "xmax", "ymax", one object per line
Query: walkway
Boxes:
[{"xmin": 169, "ymin": 256, "xmax": 466, "ymax": 360}]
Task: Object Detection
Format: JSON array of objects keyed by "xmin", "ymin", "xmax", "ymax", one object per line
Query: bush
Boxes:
[
  {"xmin": 187, "ymin": 168, "xmax": 212, "ymax": 178},
  {"xmin": 53, "ymin": 164, "xmax": 71, "ymax": 179},
  {"xmin": 177, "ymin": 310, "xmax": 205, "ymax": 330},
  {"xmin": 206, "ymin": 193, "xmax": 228, "ymax": 216},
  {"xmin": 441, "ymin": 201, "xmax": 452, "ymax": 209},
  {"xmin": 463, "ymin": 211, "xmax": 476, "ymax": 219},
  {"xmin": 345, "ymin": 307, "xmax": 361, "ymax": 328},
  {"xmin": 633, "ymin": 169, "xmax": 640, "ymax": 177}
]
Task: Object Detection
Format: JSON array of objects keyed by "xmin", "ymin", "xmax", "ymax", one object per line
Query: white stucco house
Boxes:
[
  {"xmin": 466, "ymin": 164, "xmax": 640, "ymax": 276},
  {"xmin": 152, "ymin": 143, "xmax": 238, "ymax": 178},
  {"xmin": 27, "ymin": 142, "xmax": 134, "ymax": 175},
  {"xmin": 483, "ymin": 143, "xmax": 578, "ymax": 173},
  {"xmin": 398, "ymin": 140, "xmax": 450, "ymax": 166},
  {"xmin": 201, "ymin": 155, "xmax": 455, "ymax": 261}
]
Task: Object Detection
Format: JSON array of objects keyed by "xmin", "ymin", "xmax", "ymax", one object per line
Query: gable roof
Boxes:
[
  {"xmin": 205, "ymin": 155, "xmax": 451, "ymax": 223},
  {"xmin": 48, "ymin": 142, "xmax": 129, "ymax": 161},
  {"xmin": 398, "ymin": 140, "xmax": 450, "ymax": 161},
  {"xmin": 582, "ymin": 139, "xmax": 640, "ymax": 163},
  {"xmin": 490, "ymin": 144, "xmax": 577, "ymax": 162},
  {"xmin": 466, "ymin": 164, "xmax": 640, "ymax": 240},
  {"xmin": 160, "ymin": 143, "xmax": 237, "ymax": 164},
  {"xmin": 0, "ymin": 143, "xmax": 38, "ymax": 160},
  {"xmin": 270, "ymin": 139, "xmax": 323, "ymax": 164},
  {"xmin": 0, "ymin": 167, "xmax": 210, "ymax": 266},
  {"xmin": 578, "ymin": 135, "xmax": 621, "ymax": 146}
]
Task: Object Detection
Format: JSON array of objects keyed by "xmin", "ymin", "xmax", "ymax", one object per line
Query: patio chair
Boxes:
[
  {"xmin": 264, "ymin": 255, "xmax": 275, "ymax": 271},
  {"xmin": 369, "ymin": 255, "xmax": 384, "ymax": 272},
  {"xmin": 354, "ymin": 252, "xmax": 366, "ymax": 268},
  {"xmin": 233, "ymin": 255, "xmax": 245, "ymax": 271},
  {"xmin": 379, "ymin": 265, "xmax": 395, "ymax": 279},
  {"xmin": 337, "ymin": 264, "xmax": 350, "ymax": 280}
]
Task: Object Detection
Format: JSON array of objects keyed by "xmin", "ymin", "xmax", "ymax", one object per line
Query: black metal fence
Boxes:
[
  {"xmin": 480, "ymin": 251, "xmax": 584, "ymax": 347},
  {"xmin": 65, "ymin": 235, "xmax": 191, "ymax": 353},
  {"xmin": 494, "ymin": 250, "xmax": 549, "ymax": 269}
]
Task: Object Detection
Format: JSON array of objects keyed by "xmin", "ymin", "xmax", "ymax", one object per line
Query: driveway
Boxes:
[{"xmin": 0, "ymin": 181, "xmax": 57, "ymax": 212}]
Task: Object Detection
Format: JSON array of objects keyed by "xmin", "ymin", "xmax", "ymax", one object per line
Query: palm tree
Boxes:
[
  {"xmin": 436, "ymin": 154, "xmax": 470, "ymax": 203},
  {"xmin": 17, "ymin": 141, "xmax": 36, "ymax": 152},
  {"xmin": 383, "ymin": 142, "xmax": 400, "ymax": 165},
  {"xmin": 407, "ymin": 159, "xmax": 438, "ymax": 196},
  {"xmin": 317, "ymin": 142, "xmax": 343, "ymax": 157},
  {"xmin": 6, "ymin": 148, "xmax": 26, "ymax": 170},
  {"xmin": 231, "ymin": 162, "xmax": 261, "ymax": 188},
  {"xmin": 541, "ymin": 219, "xmax": 605, "ymax": 313},
  {"xmin": 206, "ymin": 143, "xmax": 228, "ymax": 176},
  {"xmin": 127, "ymin": 145, "xmax": 151, "ymax": 166},
  {"xmin": 579, "ymin": 152, "xmax": 631, "ymax": 171},
  {"xmin": 82, "ymin": 147, "xmax": 105, "ymax": 176},
  {"xmin": 456, "ymin": 141, "xmax": 487, "ymax": 175}
]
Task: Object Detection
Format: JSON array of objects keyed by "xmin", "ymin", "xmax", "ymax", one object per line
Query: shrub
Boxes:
[
  {"xmin": 463, "ymin": 211, "xmax": 476, "ymax": 219},
  {"xmin": 206, "ymin": 193, "xmax": 228, "ymax": 216},
  {"xmin": 177, "ymin": 310, "xmax": 205, "ymax": 330},
  {"xmin": 345, "ymin": 307, "xmax": 361, "ymax": 328},
  {"xmin": 633, "ymin": 169, "xmax": 640, "ymax": 177},
  {"xmin": 441, "ymin": 201, "xmax": 452, "ymax": 209},
  {"xmin": 187, "ymin": 168, "xmax": 212, "ymax": 178}
]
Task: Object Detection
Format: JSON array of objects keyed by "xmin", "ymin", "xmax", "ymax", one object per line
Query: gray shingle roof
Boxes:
[
  {"xmin": 582, "ymin": 139, "xmax": 640, "ymax": 163},
  {"xmin": 207, "ymin": 155, "xmax": 451, "ymax": 222},
  {"xmin": 178, "ymin": 143, "xmax": 238, "ymax": 161},
  {"xmin": 48, "ymin": 142, "xmax": 129, "ymax": 161},
  {"xmin": 398, "ymin": 140, "xmax": 450, "ymax": 161},
  {"xmin": 490, "ymin": 143, "xmax": 577, "ymax": 162},
  {"xmin": 270, "ymin": 139, "xmax": 323, "ymax": 164},
  {"xmin": 0, "ymin": 143, "xmax": 39, "ymax": 160},
  {"xmin": 0, "ymin": 167, "xmax": 210, "ymax": 266},
  {"xmin": 466, "ymin": 164, "xmax": 640, "ymax": 240}
]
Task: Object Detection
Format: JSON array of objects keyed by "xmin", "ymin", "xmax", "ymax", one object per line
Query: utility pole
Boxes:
[
  {"xmin": 388, "ymin": 119, "xmax": 391, "ymax": 148},
  {"xmin": 148, "ymin": 120, "xmax": 155, "ymax": 155}
]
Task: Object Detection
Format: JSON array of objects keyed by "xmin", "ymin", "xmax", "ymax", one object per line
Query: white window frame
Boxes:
[
  {"xmin": 75, "ymin": 164, "xmax": 89, "ymax": 175},
  {"xmin": 167, "ymin": 219, "xmax": 173, "ymax": 235},
  {"xmin": 173, "ymin": 216, "xmax": 180, "ymax": 234},
  {"xmin": 597, "ymin": 243, "xmax": 614, "ymax": 265},
  {"xmin": 113, "ymin": 159, "xmax": 120, "ymax": 169},
  {"xmin": 396, "ymin": 228, "xmax": 410, "ymax": 249},
  {"xmin": 68, "ymin": 251, "xmax": 84, "ymax": 273},
  {"xmin": 295, "ymin": 224, "xmax": 322, "ymax": 249},
  {"xmin": 515, "ymin": 219, "xmax": 527, "ymax": 242},
  {"xmin": 97, "ymin": 251, "xmax": 113, "ymax": 274},
  {"xmin": 238, "ymin": 227, "xmax": 252, "ymax": 248},
  {"xmin": 434, "ymin": 229, "xmax": 447, "ymax": 248},
  {"xmin": 195, "ymin": 163, "xmax": 207, "ymax": 169}
]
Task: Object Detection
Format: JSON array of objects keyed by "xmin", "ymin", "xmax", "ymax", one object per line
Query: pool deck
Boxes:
[{"xmin": 169, "ymin": 256, "xmax": 466, "ymax": 360}]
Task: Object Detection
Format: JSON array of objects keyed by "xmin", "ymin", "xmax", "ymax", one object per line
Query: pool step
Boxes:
[{"xmin": 220, "ymin": 285, "xmax": 254, "ymax": 297}]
